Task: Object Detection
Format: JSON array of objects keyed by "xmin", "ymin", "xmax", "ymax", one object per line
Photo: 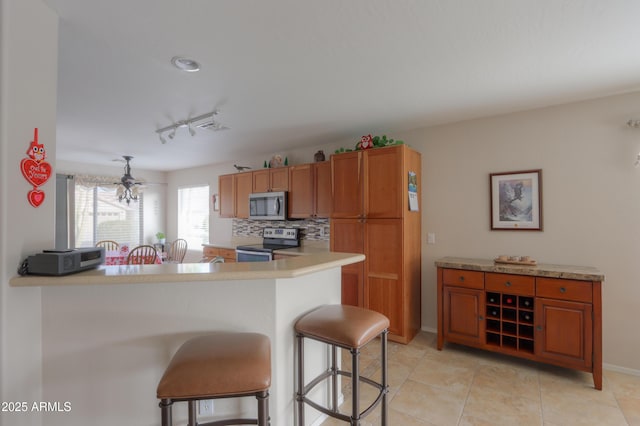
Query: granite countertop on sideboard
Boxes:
[{"xmin": 435, "ymin": 257, "xmax": 604, "ymax": 282}]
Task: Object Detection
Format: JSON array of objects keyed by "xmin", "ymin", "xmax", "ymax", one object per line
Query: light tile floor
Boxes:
[{"xmin": 319, "ymin": 332, "xmax": 640, "ymax": 425}]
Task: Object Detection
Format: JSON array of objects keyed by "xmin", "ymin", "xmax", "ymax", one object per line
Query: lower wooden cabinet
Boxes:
[
  {"xmin": 443, "ymin": 285, "xmax": 484, "ymax": 346},
  {"xmin": 536, "ymin": 297, "xmax": 592, "ymax": 369},
  {"xmin": 437, "ymin": 263, "xmax": 602, "ymax": 390},
  {"xmin": 202, "ymin": 246, "xmax": 236, "ymax": 263},
  {"xmin": 330, "ymin": 219, "xmax": 364, "ymax": 307}
]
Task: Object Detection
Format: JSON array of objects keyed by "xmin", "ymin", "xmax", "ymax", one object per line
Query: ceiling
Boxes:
[{"xmin": 44, "ymin": 0, "xmax": 640, "ymax": 171}]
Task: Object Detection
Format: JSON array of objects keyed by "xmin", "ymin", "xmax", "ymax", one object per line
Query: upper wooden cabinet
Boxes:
[
  {"xmin": 252, "ymin": 167, "xmax": 289, "ymax": 193},
  {"xmin": 288, "ymin": 161, "xmax": 332, "ymax": 219},
  {"xmin": 331, "ymin": 145, "xmax": 411, "ymax": 219},
  {"xmin": 366, "ymin": 146, "xmax": 404, "ymax": 218},
  {"xmin": 218, "ymin": 174, "xmax": 234, "ymax": 218},
  {"xmin": 218, "ymin": 171, "xmax": 252, "ymax": 218},
  {"xmin": 331, "ymin": 151, "xmax": 363, "ymax": 218}
]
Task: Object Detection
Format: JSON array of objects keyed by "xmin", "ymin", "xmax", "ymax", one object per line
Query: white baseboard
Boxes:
[
  {"xmin": 604, "ymin": 363, "xmax": 640, "ymax": 377},
  {"xmin": 421, "ymin": 325, "xmax": 437, "ymax": 334}
]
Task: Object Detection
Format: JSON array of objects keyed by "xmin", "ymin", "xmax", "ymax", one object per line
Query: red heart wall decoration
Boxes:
[
  {"xmin": 21, "ymin": 158, "xmax": 52, "ymax": 187},
  {"xmin": 28, "ymin": 189, "xmax": 45, "ymax": 207}
]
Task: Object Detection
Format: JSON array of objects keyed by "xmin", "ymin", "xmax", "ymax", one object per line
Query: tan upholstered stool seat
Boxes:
[
  {"xmin": 295, "ymin": 304, "xmax": 390, "ymax": 349},
  {"xmin": 157, "ymin": 332, "xmax": 271, "ymax": 400}
]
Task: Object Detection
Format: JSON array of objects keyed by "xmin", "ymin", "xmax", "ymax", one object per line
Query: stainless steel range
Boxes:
[{"xmin": 235, "ymin": 227, "xmax": 300, "ymax": 262}]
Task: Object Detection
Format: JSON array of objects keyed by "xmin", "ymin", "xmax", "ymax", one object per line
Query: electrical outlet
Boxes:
[
  {"xmin": 427, "ymin": 233, "xmax": 436, "ymax": 244},
  {"xmin": 198, "ymin": 399, "xmax": 214, "ymax": 416}
]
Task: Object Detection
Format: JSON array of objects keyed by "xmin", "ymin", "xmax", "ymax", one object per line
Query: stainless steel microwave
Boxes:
[{"xmin": 248, "ymin": 191, "xmax": 287, "ymax": 220}]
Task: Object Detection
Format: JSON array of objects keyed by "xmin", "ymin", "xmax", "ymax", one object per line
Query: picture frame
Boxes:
[
  {"xmin": 490, "ymin": 169, "xmax": 542, "ymax": 230},
  {"xmin": 212, "ymin": 193, "xmax": 219, "ymax": 211}
]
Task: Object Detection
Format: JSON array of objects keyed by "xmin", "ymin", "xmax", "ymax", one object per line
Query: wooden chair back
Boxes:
[
  {"xmin": 209, "ymin": 256, "xmax": 225, "ymax": 263},
  {"xmin": 96, "ymin": 240, "xmax": 119, "ymax": 251},
  {"xmin": 167, "ymin": 239, "xmax": 188, "ymax": 263},
  {"xmin": 127, "ymin": 245, "xmax": 158, "ymax": 265}
]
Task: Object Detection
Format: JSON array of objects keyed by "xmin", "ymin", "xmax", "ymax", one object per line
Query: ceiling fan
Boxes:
[{"xmin": 115, "ymin": 155, "xmax": 143, "ymax": 205}]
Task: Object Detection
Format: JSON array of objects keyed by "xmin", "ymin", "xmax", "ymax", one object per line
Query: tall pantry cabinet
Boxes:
[{"xmin": 330, "ymin": 145, "xmax": 422, "ymax": 344}]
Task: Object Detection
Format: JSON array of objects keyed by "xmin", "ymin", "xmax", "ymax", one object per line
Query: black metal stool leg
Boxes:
[
  {"xmin": 187, "ymin": 400, "xmax": 197, "ymax": 426},
  {"xmin": 296, "ymin": 333, "xmax": 305, "ymax": 426},
  {"xmin": 381, "ymin": 330, "xmax": 388, "ymax": 426},
  {"xmin": 257, "ymin": 390, "xmax": 269, "ymax": 426},
  {"xmin": 331, "ymin": 344, "xmax": 338, "ymax": 412},
  {"xmin": 351, "ymin": 347, "xmax": 360, "ymax": 426},
  {"xmin": 160, "ymin": 399, "xmax": 173, "ymax": 426}
]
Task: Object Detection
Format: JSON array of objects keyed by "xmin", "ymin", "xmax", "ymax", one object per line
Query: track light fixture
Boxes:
[{"xmin": 156, "ymin": 110, "xmax": 226, "ymax": 144}]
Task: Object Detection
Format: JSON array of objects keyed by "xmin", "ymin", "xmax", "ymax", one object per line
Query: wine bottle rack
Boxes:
[{"xmin": 485, "ymin": 292, "xmax": 534, "ymax": 354}]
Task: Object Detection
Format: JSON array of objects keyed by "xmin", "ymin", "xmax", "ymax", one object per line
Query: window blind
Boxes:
[
  {"xmin": 74, "ymin": 182, "xmax": 143, "ymax": 248},
  {"xmin": 178, "ymin": 185, "xmax": 210, "ymax": 249}
]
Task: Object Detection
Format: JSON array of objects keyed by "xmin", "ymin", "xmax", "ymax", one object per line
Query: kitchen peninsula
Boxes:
[{"xmin": 10, "ymin": 252, "xmax": 363, "ymax": 426}]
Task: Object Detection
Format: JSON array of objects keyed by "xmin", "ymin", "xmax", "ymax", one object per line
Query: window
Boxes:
[
  {"xmin": 178, "ymin": 185, "xmax": 210, "ymax": 249},
  {"xmin": 74, "ymin": 181, "xmax": 143, "ymax": 248}
]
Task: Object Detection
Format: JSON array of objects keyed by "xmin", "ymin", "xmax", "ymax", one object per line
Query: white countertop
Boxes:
[{"xmin": 10, "ymin": 251, "xmax": 362, "ymax": 287}]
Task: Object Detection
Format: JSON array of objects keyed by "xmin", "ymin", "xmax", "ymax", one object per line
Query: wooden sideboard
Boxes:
[{"xmin": 436, "ymin": 257, "xmax": 603, "ymax": 390}]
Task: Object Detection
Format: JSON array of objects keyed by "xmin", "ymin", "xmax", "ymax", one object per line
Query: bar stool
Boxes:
[
  {"xmin": 157, "ymin": 332, "xmax": 271, "ymax": 426},
  {"xmin": 295, "ymin": 305, "xmax": 390, "ymax": 425}
]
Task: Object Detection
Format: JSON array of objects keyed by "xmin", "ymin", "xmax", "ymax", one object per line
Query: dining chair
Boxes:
[
  {"xmin": 127, "ymin": 245, "xmax": 158, "ymax": 265},
  {"xmin": 96, "ymin": 240, "xmax": 119, "ymax": 251},
  {"xmin": 209, "ymin": 256, "xmax": 225, "ymax": 263},
  {"xmin": 167, "ymin": 239, "xmax": 188, "ymax": 263}
]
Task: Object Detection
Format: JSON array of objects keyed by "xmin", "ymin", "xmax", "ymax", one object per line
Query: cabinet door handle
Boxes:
[
  {"xmin": 559, "ymin": 287, "xmax": 566, "ymax": 293},
  {"xmin": 478, "ymin": 315, "xmax": 484, "ymax": 321},
  {"xmin": 504, "ymin": 281, "xmax": 512, "ymax": 287},
  {"xmin": 458, "ymin": 276, "xmax": 465, "ymax": 282},
  {"xmin": 536, "ymin": 325, "xmax": 543, "ymax": 331}
]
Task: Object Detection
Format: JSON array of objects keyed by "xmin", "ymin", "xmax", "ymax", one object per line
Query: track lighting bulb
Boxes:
[
  {"xmin": 159, "ymin": 134, "xmax": 167, "ymax": 144},
  {"xmin": 168, "ymin": 128, "xmax": 176, "ymax": 139},
  {"xmin": 188, "ymin": 123, "xmax": 196, "ymax": 136}
]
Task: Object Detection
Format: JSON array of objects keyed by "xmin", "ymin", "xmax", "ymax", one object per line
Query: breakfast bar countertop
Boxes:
[
  {"xmin": 10, "ymin": 251, "xmax": 362, "ymax": 287},
  {"xmin": 435, "ymin": 256, "xmax": 604, "ymax": 282}
]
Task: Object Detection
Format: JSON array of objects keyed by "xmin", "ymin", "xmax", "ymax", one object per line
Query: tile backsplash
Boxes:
[{"xmin": 232, "ymin": 218, "xmax": 330, "ymax": 241}]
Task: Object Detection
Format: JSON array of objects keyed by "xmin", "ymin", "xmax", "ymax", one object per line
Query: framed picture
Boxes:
[
  {"xmin": 212, "ymin": 194, "xmax": 219, "ymax": 211},
  {"xmin": 490, "ymin": 169, "xmax": 542, "ymax": 230}
]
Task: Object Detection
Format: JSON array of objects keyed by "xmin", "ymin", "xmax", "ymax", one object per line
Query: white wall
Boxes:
[
  {"xmin": 0, "ymin": 0, "xmax": 58, "ymax": 424},
  {"xmin": 396, "ymin": 91, "xmax": 640, "ymax": 372}
]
